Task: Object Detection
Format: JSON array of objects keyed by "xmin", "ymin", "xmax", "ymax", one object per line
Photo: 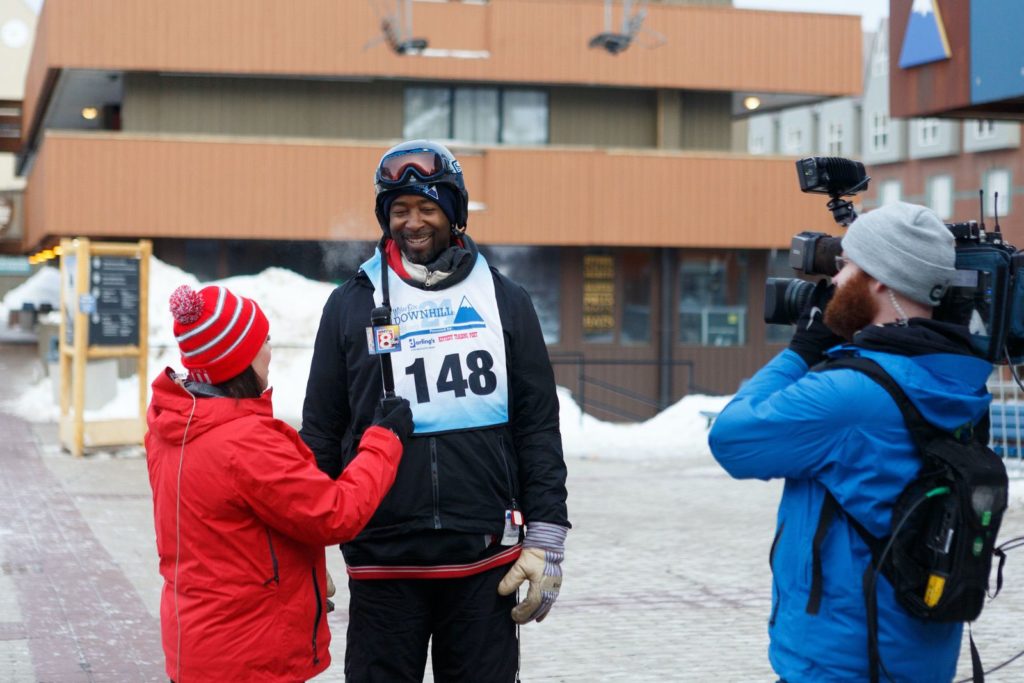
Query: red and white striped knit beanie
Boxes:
[{"xmin": 168, "ymin": 284, "xmax": 269, "ymax": 384}]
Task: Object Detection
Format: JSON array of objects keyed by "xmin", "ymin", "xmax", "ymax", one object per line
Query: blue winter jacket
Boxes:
[{"xmin": 709, "ymin": 329, "xmax": 991, "ymax": 682}]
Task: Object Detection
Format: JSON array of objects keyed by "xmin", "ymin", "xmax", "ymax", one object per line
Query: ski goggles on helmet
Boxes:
[{"xmin": 376, "ymin": 148, "xmax": 453, "ymax": 186}]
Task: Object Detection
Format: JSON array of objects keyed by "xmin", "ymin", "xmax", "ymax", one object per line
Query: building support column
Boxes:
[{"xmin": 659, "ymin": 247, "xmax": 675, "ymax": 408}]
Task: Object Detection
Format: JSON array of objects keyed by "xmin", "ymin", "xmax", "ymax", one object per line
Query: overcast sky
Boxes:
[{"xmin": 732, "ymin": 0, "xmax": 889, "ymax": 30}]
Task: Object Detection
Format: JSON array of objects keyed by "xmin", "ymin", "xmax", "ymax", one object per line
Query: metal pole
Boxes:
[
  {"xmin": 659, "ymin": 248, "xmax": 674, "ymax": 409},
  {"xmin": 578, "ymin": 357, "xmax": 585, "ymax": 425}
]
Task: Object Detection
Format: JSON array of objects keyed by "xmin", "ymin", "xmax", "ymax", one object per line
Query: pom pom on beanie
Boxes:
[{"xmin": 169, "ymin": 285, "xmax": 204, "ymax": 325}]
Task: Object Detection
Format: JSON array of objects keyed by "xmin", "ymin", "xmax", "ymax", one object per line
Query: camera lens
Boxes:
[{"xmin": 764, "ymin": 278, "xmax": 815, "ymax": 326}]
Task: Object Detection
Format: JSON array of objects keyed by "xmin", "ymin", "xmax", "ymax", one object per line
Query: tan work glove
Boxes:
[
  {"xmin": 497, "ymin": 522, "xmax": 567, "ymax": 624},
  {"xmin": 325, "ymin": 568, "xmax": 337, "ymax": 598}
]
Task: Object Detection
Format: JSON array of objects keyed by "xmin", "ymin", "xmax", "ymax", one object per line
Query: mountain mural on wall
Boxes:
[{"xmin": 898, "ymin": 0, "xmax": 951, "ymax": 69}]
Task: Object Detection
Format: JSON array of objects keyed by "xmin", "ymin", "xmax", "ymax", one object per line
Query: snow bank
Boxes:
[
  {"xmin": 1, "ymin": 265, "xmax": 60, "ymax": 314},
  {"xmin": 559, "ymin": 387, "xmax": 730, "ymax": 461}
]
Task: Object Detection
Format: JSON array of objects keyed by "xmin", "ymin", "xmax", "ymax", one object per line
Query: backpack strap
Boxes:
[
  {"xmin": 806, "ymin": 492, "xmax": 838, "ymax": 616},
  {"xmin": 811, "ymin": 356, "xmax": 933, "ymax": 683}
]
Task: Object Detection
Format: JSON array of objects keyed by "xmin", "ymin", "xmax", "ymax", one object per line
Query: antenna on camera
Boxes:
[
  {"xmin": 993, "ymin": 191, "xmax": 1003, "ymax": 238},
  {"xmin": 978, "ymin": 189, "xmax": 986, "ymax": 234}
]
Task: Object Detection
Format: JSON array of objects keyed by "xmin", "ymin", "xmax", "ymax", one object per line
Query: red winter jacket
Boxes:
[{"xmin": 145, "ymin": 369, "xmax": 402, "ymax": 682}]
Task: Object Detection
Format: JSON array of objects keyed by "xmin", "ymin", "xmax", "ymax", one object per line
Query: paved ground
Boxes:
[{"xmin": 3, "ymin": 339, "xmax": 1024, "ymax": 682}]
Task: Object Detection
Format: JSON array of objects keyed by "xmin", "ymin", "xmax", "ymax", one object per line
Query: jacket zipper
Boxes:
[
  {"xmin": 497, "ymin": 436, "xmax": 518, "ymax": 510},
  {"xmin": 768, "ymin": 521, "xmax": 784, "ymax": 626},
  {"xmin": 430, "ymin": 437, "xmax": 442, "ymax": 529},
  {"xmin": 263, "ymin": 527, "xmax": 280, "ymax": 586},
  {"xmin": 310, "ymin": 566, "xmax": 322, "ymax": 665},
  {"xmin": 495, "ymin": 438, "xmax": 516, "ymax": 501}
]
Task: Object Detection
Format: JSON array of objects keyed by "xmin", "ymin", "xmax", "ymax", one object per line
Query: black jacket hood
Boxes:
[{"xmin": 853, "ymin": 318, "xmax": 979, "ymax": 358}]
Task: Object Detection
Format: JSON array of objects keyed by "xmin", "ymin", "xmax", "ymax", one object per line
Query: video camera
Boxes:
[{"xmin": 765, "ymin": 156, "xmax": 1024, "ymax": 364}]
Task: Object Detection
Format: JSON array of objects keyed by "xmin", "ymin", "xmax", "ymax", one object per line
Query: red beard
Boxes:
[{"xmin": 824, "ymin": 270, "xmax": 878, "ymax": 341}]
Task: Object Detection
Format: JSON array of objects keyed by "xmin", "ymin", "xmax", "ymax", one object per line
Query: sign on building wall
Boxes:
[
  {"xmin": 583, "ymin": 253, "xmax": 615, "ymax": 339},
  {"xmin": 0, "ymin": 253, "xmax": 28, "ymax": 275},
  {"xmin": 899, "ymin": 0, "xmax": 951, "ymax": 69}
]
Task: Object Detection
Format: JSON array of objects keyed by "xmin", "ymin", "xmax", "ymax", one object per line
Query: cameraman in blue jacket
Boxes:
[{"xmin": 709, "ymin": 202, "xmax": 992, "ymax": 682}]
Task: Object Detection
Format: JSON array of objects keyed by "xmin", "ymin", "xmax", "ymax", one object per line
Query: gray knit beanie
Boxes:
[{"xmin": 841, "ymin": 202, "xmax": 956, "ymax": 306}]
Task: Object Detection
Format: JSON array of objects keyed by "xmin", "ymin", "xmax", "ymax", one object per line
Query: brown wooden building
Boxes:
[{"xmin": 13, "ymin": 0, "xmax": 864, "ymax": 418}]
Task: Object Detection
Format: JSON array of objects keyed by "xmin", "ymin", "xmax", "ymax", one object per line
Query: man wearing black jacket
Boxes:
[{"xmin": 300, "ymin": 139, "xmax": 570, "ymax": 682}]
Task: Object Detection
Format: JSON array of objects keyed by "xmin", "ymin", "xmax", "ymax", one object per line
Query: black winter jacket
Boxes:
[{"xmin": 300, "ymin": 236, "xmax": 569, "ymax": 567}]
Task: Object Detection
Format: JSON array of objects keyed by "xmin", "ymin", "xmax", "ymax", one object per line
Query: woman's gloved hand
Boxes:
[{"xmin": 373, "ymin": 396, "xmax": 413, "ymax": 445}]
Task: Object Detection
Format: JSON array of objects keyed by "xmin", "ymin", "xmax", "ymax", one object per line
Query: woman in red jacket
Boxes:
[{"xmin": 146, "ymin": 284, "xmax": 411, "ymax": 682}]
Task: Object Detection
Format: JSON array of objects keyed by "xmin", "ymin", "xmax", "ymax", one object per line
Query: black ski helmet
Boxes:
[{"xmin": 374, "ymin": 139, "xmax": 469, "ymax": 233}]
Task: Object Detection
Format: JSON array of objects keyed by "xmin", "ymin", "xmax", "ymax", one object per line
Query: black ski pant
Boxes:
[{"xmin": 345, "ymin": 563, "xmax": 518, "ymax": 683}]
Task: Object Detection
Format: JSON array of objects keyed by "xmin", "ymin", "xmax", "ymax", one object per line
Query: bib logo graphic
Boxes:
[
  {"xmin": 453, "ymin": 296, "xmax": 483, "ymax": 324},
  {"xmin": 392, "ymin": 297, "xmax": 487, "ymax": 343},
  {"xmin": 899, "ymin": 0, "xmax": 951, "ymax": 69}
]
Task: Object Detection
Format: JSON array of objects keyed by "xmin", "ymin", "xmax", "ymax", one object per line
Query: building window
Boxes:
[
  {"xmin": 579, "ymin": 250, "xmax": 655, "ymax": 345},
  {"xmin": 480, "ymin": 245, "xmax": 561, "ymax": 344},
  {"xmin": 879, "ymin": 180, "xmax": 901, "ymax": 206},
  {"xmin": 453, "ymin": 88, "xmax": 499, "ymax": 143},
  {"xmin": 404, "ymin": 86, "xmax": 548, "ymax": 145},
  {"xmin": 973, "ymin": 119, "xmax": 997, "ymax": 140},
  {"xmin": 783, "ymin": 127, "xmax": 803, "ymax": 154},
  {"xmin": 826, "ymin": 122, "xmax": 843, "ymax": 156},
  {"xmin": 404, "ymin": 87, "xmax": 452, "ymax": 140},
  {"xmin": 985, "ymin": 169, "xmax": 1012, "ymax": 218},
  {"xmin": 750, "ymin": 135, "xmax": 766, "ymax": 155},
  {"xmin": 917, "ymin": 118, "xmax": 940, "ymax": 147},
  {"xmin": 678, "ymin": 253, "xmax": 748, "ymax": 347},
  {"xmin": 620, "ymin": 251, "xmax": 653, "ymax": 345},
  {"xmin": 500, "ymin": 90, "xmax": 548, "ymax": 145},
  {"xmin": 870, "ymin": 112, "xmax": 889, "ymax": 153},
  {"xmin": 927, "ymin": 175, "xmax": 954, "ymax": 220}
]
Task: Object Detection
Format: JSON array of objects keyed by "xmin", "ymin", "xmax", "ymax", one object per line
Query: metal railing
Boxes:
[
  {"xmin": 549, "ymin": 353, "xmax": 704, "ymax": 422},
  {"xmin": 988, "ymin": 365, "xmax": 1024, "ymax": 468}
]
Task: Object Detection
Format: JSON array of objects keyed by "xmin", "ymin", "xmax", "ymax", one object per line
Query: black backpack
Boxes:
[{"xmin": 807, "ymin": 356, "xmax": 1009, "ymax": 683}]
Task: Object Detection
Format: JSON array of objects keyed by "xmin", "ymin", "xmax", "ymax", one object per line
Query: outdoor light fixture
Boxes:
[
  {"xmin": 81, "ymin": 107, "xmax": 99, "ymax": 120},
  {"xmin": 743, "ymin": 96, "xmax": 761, "ymax": 111},
  {"xmin": 27, "ymin": 255, "xmax": 37, "ymax": 265},
  {"xmin": 53, "ymin": 245, "xmax": 63, "ymax": 256},
  {"xmin": 41, "ymin": 249, "xmax": 55, "ymax": 260}
]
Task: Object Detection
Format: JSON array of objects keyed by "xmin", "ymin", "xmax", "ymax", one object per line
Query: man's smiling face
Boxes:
[{"xmin": 388, "ymin": 194, "xmax": 452, "ymax": 265}]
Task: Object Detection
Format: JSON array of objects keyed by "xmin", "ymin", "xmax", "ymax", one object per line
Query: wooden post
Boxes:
[
  {"xmin": 138, "ymin": 240, "xmax": 152, "ymax": 427},
  {"xmin": 58, "ymin": 238, "xmax": 72, "ymax": 419},
  {"xmin": 71, "ymin": 237, "xmax": 91, "ymax": 457}
]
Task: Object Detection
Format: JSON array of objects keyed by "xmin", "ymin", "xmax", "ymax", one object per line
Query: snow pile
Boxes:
[
  {"xmin": 5, "ymin": 255, "xmax": 730, "ymax": 461},
  {"xmin": 559, "ymin": 387, "xmax": 730, "ymax": 460},
  {"xmin": 1, "ymin": 265, "xmax": 60, "ymax": 315},
  {"xmin": 147, "ymin": 259, "xmax": 335, "ymax": 350}
]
